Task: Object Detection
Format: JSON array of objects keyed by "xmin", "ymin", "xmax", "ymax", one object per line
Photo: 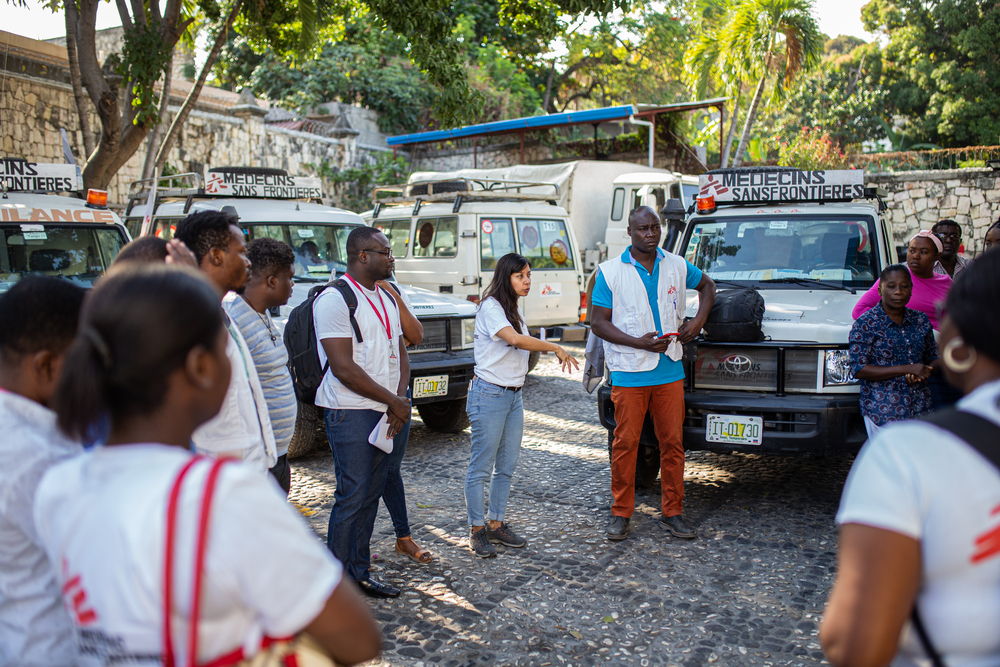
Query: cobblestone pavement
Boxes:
[{"xmin": 289, "ymin": 342, "xmax": 852, "ymax": 666}]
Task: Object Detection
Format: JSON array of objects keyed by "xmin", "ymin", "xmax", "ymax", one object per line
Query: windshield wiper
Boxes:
[{"xmin": 758, "ymin": 277, "xmax": 856, "ymax": 293}]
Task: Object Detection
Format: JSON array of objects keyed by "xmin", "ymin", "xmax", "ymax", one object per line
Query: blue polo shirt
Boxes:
[{"xmin": 592, "ymin": 248, "xmax": 703, "ymax": 387}]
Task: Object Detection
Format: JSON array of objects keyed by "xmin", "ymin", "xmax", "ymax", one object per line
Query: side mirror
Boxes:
[
  {"xmin": 661, "ymin": 198, "xmax": 686, "ymax": 224},
  {"xmin": 661, "ymin": 198, "xmax": 687, "ymax": 253}
]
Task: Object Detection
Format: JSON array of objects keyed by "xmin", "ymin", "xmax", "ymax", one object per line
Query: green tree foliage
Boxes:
[
  {"xmin": 685, "ymin": 0, "xmax": 822, "ymax": 167},
  {"xmin": 777, "ymin": 126, "xmax": 847, "ymax": 168},
  {"xmin": 765, "ymin": 37, "xmax": 888, "ymax": 150},
  {"xmin": 861, "ymin": 0, "xmax": 1000, "ymax": 147}
]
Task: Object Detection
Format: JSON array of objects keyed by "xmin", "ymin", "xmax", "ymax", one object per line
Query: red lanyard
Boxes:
[{"xmin": 345, "ymin": 274, "xmax": 392, "ymax": 341}]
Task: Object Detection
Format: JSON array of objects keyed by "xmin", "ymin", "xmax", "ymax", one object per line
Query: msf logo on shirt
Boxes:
[
  {"xmin": 972, "ymin": 503, "xmax": 1000, "ymax": 564},
  {"xmin": 61, "ymin": 558, "xmax": 98, "ymax": 626}
]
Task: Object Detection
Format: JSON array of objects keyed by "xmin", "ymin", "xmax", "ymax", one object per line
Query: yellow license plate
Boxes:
[
  {"xmin": 413, "ymin": 374, "xmax": 448, "ymax": 398},
  {"xmin": 706, "ymin": 414, "xmax": 763, "ymax": 445}
]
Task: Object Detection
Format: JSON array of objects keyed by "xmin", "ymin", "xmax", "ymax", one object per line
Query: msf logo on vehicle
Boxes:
[{"xmin": 720, "ymin": 353, "xmax": 755, "ymax": 377}]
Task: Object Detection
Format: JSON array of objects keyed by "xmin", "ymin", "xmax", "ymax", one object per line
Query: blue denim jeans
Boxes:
[
  {"xmin": 380, "ymin": 408, "xmax": 412, "ymax": 539},
  {"xmin": 324, "ymin": 408, "xmax": 390, "ymax": 582},
  {"xmin": 464, "ymin": 377, "xmax": 524, "ymax": 527}
]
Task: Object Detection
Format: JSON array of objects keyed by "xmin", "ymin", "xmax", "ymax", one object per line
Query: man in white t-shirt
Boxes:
[
  {"xmin": 175, "ymin": 211, "xmax": 277, "ymax": 473},
  {"xmin": 314, "ymin": 226, "xmax": 410, "ymax": 599},
  {"xmin": 0, "ymin": 276, "xmax": 85, "ymax": 665}
]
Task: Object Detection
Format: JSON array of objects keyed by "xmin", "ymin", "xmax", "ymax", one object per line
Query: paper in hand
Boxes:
[{"xmin": 368, "ymin": 413, "xmax": 394, "ymax": 453}]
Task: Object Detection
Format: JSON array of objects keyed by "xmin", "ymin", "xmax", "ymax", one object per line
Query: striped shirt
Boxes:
[{"xmin": 224, "ymin": 295, "xmax": 297, "ymax": 457}]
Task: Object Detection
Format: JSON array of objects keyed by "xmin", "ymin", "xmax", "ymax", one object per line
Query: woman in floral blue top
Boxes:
[{"xmin": 849, "ymin": 264, "xmax": 938, "ymax": 436}]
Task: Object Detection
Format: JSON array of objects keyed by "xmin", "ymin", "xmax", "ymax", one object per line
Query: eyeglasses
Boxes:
[
  {"xmin": 363, "ymin": 248, "xmax": 394, "ymax": 258},
  {"xmin": 934, "ymin": 231, "xmax": 961, "ymax": 240}
]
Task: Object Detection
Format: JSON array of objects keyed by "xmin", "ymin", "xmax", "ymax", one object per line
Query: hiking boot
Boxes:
[
  {"xmin": 659, "ymin": 514, "xmax": 697, "ymax": 539},
  {"xmin": 605, "ymin": 515, "xmax": 630, "ymax": 541},
  {"xmin": 486, "ymin": 522, "xmax": 527, "ymax": 548},
  {"xmin": 470, "ymin": 528, "xmax": 497, "ymax": 558}
]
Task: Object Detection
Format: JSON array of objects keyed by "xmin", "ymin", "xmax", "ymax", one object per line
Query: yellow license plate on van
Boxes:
[
  {"xmin": 413, "ymin": 375, "xmax": 448, "ymax": 398},
  {"xmin": 706, "ymin": 414, "xmax": 763, "ymax": 446}
]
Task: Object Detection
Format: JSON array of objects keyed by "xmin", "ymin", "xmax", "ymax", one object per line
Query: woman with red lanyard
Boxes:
[{"xmin": 33, "ymin": 265, "xmax": 380, "ymax": 666}]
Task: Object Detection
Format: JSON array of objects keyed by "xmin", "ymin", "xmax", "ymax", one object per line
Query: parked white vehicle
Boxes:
[
  {"xmin": 1, "ymin": 159, "xmax": 129, "ymax": 293},
  {"xmin": 597, "ymin": 167, "xmax": 893, "ymax": 483},
  {"xmin": 603, "ymin": 171, "xmax": 701, "ymax": 259},
  {"xmin": 408, "ymin": 161, "xmax": 693, "ymax": 272},
  {"xmin": 124, "ymin": 167, "xmax": 478, "ymax": 455},
  {"xmin": 363, "ymin": 177, "xmax": 587, "ymax": 342}
]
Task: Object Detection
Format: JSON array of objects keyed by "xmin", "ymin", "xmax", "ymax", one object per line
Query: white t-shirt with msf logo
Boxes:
[{"xmin": 837, "ymin": 379, "xmax": 1000, "ymax": 666}]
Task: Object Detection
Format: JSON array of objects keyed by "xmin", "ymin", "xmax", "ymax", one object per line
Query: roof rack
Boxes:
[
  {"xmin": 124, "ymin": 172, "xmax": 203, "ymax": 218},
  {"xmin": 370, "ymin": 177, "xmax": 561, "ymax": 218}
]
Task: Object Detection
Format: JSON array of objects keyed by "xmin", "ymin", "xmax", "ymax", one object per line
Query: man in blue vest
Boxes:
[{"xmin": 591, "ymin": 206, "xmax": 716, "ymax": 541}]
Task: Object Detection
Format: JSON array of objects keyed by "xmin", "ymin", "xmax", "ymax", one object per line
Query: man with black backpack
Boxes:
[{"xmin": 310, "ymin": 226, "xmax": 410, "ymax": 599}]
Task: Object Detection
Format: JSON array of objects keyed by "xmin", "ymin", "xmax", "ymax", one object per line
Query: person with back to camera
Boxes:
[
  {"xmin": 822, "ymin": 250, "xmax": 1000, "ymax": 667},
  {"xmin": 849, "ymin": 264, "xmax": 937, "ymax": 437},
  {"xmin": 314, "ymin": 226, "xmax": 410, "ymax": 598},
  {"xmin": 590, "ymin": 206, "xmax": 716, "ymax": 542},
  {"xmin": 31, "ymin": 264, "xmax": 381, "ymax": 666},
  {"xmin": 174, "ymin": 210, "xmax": 278, "ymax": 473},
  {"xmin": 0, "ymin": 277, "xmax": 85, "ymax": 666},
  {"xmin": 224, "ymin": 238, "xmax": 298, "ymax": 494},
  {"xmin": 465, "ymin": 252, "xmax": 579, "ymax": 558}
]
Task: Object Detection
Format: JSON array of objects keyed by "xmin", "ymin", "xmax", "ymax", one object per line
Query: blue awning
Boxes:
[{"xmin": 387, "ymin": 104, "xmax": 638, "ymax": 146}]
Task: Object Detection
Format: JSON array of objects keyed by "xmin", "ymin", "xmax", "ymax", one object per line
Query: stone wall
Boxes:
[{"xmin": 867, "ymin": 169, "xmax": 1000, "ymax": 254}]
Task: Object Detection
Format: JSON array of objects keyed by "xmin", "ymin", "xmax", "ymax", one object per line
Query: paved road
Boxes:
[{"xmin": 290, "ymin": 342, "xmax": 853, "ymax": 666}]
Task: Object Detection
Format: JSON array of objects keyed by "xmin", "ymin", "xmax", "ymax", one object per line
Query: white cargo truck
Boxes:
[{"xmin": 1, "ymin": 158, "xmax": 130, "ymax": 293}]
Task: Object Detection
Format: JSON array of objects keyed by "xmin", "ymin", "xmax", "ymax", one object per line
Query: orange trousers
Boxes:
[{"xmin": 610, "ymin": 380, "xmax": 685, "ymax": 518}]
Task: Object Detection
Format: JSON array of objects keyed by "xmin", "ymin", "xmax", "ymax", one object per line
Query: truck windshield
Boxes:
[
  {"xmin": 0, "ymin": 224, "xmax": 125, "ymax": 292},
  {"xmin": 246, "ymin": 223, "xmax": 356, "ymax": 282},
  {"xmin": 683, "ymin": 215, "xmax": 878, "ymax": 289}
]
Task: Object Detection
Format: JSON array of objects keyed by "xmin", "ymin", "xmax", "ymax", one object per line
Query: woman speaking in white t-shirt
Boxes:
[
  {"xmin": 465, "ymin": 253, "xmax": 579, "ymax": 558},
  {"xmin": 33, "ymin": 264, "xmax": 380, "ymax": 666}
]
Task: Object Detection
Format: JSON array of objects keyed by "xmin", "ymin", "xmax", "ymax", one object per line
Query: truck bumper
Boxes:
[
  {"xmin": 408, "ymin": 351, "xmax": 475, "ymax": 405},
  {"xmin": 597, "ymin": 385, "xmax": 865, "ymax": 456}
]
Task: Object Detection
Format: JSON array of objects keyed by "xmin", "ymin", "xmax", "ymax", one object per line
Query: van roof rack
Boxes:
[
  {"xmin": 370, "ymin": 177, "xmax": 561, "ymax": 218},
  {"xmin": 124, "ymin": 172, "xmax": 203, "ymax": 218}
]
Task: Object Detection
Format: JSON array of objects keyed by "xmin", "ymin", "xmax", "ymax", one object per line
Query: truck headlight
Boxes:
[
  {"xmin": 460, "ymin": 318, "xmax": 476, "ymax": 349},
  {"xmin": 823, "ymin": 350, "xmax": 857, "ymax": 386}
]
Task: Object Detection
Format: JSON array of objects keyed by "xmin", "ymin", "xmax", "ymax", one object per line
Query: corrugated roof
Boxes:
[
  {"xmin": 387, "ymin": 105, "xmax": 637, "ymax": 146},
  {"xmin": 386, "ymin": 99, "xmax": 729, "ymax": 147}
]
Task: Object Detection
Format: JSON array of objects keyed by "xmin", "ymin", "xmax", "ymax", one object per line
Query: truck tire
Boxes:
[
  {"xmin": 607, "ymin": 432, "xmax": 661, "ymax": 489},
  {"xmin": 527, "ymin": 350, "xmax": 541, "ymax": 373},
  {"xmin": 417, "ymin": 398, "xmax": 469, "ymax": 433},
  {"xmin": 287, "ymin": 402, "xmax": 327, "ymax": 459}
]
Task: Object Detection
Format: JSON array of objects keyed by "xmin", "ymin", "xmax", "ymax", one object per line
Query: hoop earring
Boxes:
[{"xmin": 942, "ymin": 337, "xmax": 977, "ymax": 374}]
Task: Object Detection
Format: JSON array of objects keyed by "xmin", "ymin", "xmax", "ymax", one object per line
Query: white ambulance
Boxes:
[{"xmin": 1, "ymin": 158, "xmax": 129, "ymax": 293}]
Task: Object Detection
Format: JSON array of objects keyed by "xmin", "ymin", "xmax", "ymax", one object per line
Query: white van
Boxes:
[
  {"xmin": 604, "ymin": 171, "xmax": 701, "ymax": 259},
  {"xmin": 1, "ymin": 158, "xmax": 129, "ymax": 292},
  {"xmin": 124, "ymin": 167, "xmax": 478, "ymax": 455},
  {"xmin": 364, "ymin": 177, "xmax": 587, "ymax": 341}
]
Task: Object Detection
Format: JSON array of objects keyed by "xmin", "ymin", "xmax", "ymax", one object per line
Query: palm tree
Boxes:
[{"xmin": 686, "ymin": 0, "xmax": 822, "ymax": 167}]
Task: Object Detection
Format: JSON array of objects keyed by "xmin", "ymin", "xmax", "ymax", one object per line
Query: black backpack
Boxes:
[
  {"xmin": 284, "ymin": 278, "xmax": 399, "ymax": 404},
  {"xmin": 704, "ymin": 287, "xmax": 765, "ymax": 342}
]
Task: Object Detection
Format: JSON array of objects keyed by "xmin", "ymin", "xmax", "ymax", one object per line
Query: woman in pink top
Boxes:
[{"xmin": 852, "ymin": 230, "xmax": 952, "ymax": 329}]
